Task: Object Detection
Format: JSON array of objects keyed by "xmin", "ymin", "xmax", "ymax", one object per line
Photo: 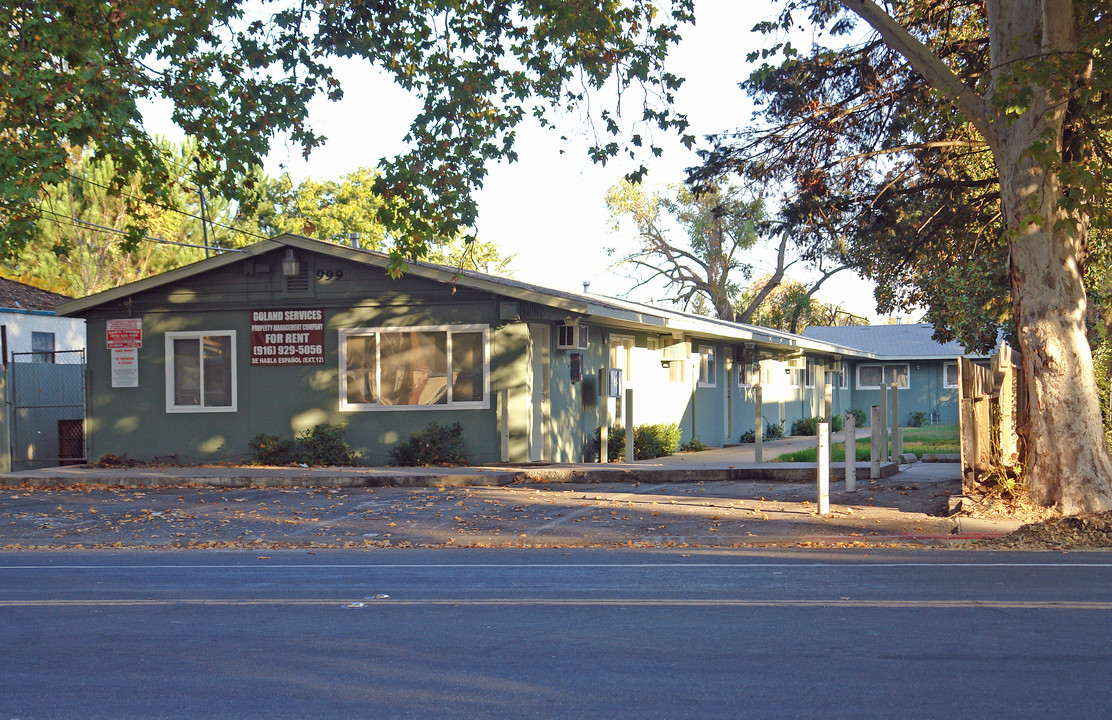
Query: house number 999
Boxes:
[{"xmin": 316, "ymin": 269, "xmax": 343, "ymax": 281}]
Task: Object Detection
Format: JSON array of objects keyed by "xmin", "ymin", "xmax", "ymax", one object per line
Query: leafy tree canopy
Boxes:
[{"xmin": 1, "ymin": 0, "xmax": 694, "ymax": 275}]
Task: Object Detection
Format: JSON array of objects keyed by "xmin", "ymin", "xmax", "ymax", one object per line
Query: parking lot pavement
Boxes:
[{"xmin": 0, "ymin": 462, "xmax": 965, "ymax": 549}]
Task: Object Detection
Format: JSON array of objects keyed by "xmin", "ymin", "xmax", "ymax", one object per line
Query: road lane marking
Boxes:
[{"xmin": 1, "ymin": 598, "xmax": 1111, "ymax": 609}]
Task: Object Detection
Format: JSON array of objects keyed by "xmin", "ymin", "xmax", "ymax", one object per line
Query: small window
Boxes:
[
  {"xmin": 857, "ymin": 362, "xmax": 910, "ymax": 390},
  {"xmin": 944, "ymin": 362, "xmax": 959, "ymax": 388},
  {"xmin": 166, "ymin": 331, "xmax": 237, "ymax": 412},
  {"xmin": 31, "ymin": 331, "xmax": 55, "ymax": 363},
  {"xmin": 698, "ymin": 345, "xmax": 716, "ymax": 387}
]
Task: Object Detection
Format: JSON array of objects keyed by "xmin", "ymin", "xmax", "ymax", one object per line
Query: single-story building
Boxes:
[
  {"xmin": 0, "ymin": 278, "xmax": 87, "ymax": 470},
  {"xmin": 58, "ymin": 234, "xmax": 884, "ymax": 465},
  {"xmin": 802, "ymin": 323, "xmax": 984, "ymax": 426}
]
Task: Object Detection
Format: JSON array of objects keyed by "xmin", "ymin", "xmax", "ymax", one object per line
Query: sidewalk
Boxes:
[{"xmin": 0, "ymin": 439, "xmax": 1016, "ymax": 548}]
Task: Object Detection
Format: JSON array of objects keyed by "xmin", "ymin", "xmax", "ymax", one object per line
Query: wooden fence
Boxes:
[{"xmin": 959, "ymin": 341, "xmax": 1023, "ymax": 493}]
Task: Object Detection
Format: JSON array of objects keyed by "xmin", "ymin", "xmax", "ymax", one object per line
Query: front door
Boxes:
[{"xmin": 528, "ymin": 324, "xmax": 550, "ymax": 462}]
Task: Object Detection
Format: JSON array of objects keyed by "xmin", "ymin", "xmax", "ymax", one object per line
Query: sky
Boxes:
[{"xmin": 149, "ymin": 2, "xmax": 891, "ymax": 323}]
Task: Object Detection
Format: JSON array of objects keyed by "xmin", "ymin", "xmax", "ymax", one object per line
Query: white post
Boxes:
[
  {"xmin": 894, "ymin": 426, "xmax": 904, "ymax": 461},
  {"xmin": 844, "ymin": 411, "xmax": 857, "ymax": 493},
  {"xmin": 599, "ymin": 370, "xmax": 608, "ymax": 464},
  {"xmin": 817, "ymin": 421, "xmax": 830, "ymax": 515},
  {"xmin": 890, "ymin": 381, "xmax": 900, "ymax": 459},
  {"xmin": 754, "ymin": 385, "xmax": 764, "ymax": 463},
  {"xmin": 879, "ymin": 384, "xmax": 890, "ymax": 461},
  {"xmin": 625, "ymin": 388, "xmax": 635, "ymax": 463},
  {"xmin": 870, "ymin": 405, "xmax": 882, "ymax": 480},
  {"xmin": 499, "ymin": 389, "xmax": 510, "ymax": 462}
]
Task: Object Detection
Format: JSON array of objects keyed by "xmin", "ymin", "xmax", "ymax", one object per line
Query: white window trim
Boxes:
[
  {"xmin": 165, "ymin": 330, "xmax": 238, "ymax": 413},
  {"xmin": 697, "ymin": 344, "xmax": 716, "ymax": 388},
  {"xmin": 840, "ymin": 368, "xmax": 850, "ymax": 389},
  {"xmin": 856, "ymin": 362, "xmax": 911, "ymax": 390},
  {"xmin": 804, "ymin": 359, "xmax": 818, "ymax": 389},
  {"xmin": 609, "ymin": 334, "xmax": 636, "ymax": 385},
  {"xmin": 943, "ymin": 361, "xmax": 959, "ymax": 389},
  {"xmin": 339, "ymin": 324, "xmax": 490, "ymax": 412}
]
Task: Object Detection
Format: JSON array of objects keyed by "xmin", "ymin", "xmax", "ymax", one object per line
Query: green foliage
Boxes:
[
  {"xmin": 791, "ymin": 416, "xmax": 842, "ymax": 436},
  {"xmin": 847, "ymin": 407, "xmax": 868, "ymax": 429},
  {"xmin": 0, "ymin": 1, "xmax": 694, "ymax": 273},
  {"xmin": 587, "ymin": 423, "xmax": 682, "ymax": 463},
  {"xmin": 605, "ymin": 180, "xmax": 765, "ymax": 320},
  {"xmin": 791, "ymin": 417, "xmax": 819, "ymax": 436},
  {"xmin": 907, "ymin": 411, "xmax": 928, "ymax": 428},
  {"xmin": 249, "ymin": 433, "xmax": 296, "ymax": 466},
  {"xmin": 739, "ymin": 418, "xmax": 788, "ymax": 443},
  {"xmin": 388, "ymin": 422, "xmax": 469, "ymax": 467},
  {"xmin": 679, "ymin": 437, "xmax": 708, "ymax": 452},
  {"xmin": 297, "ymin": 423, "xmax": 358, "ymax": 466},
  {"xmin": 250, "ymin": 423, "xmax": 358, "ymax": 466}
]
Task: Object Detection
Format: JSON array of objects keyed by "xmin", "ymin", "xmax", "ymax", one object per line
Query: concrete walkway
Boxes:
[
  {"xmin": 0, "ymin": 433, "xmax": 899, "ymax": 489},
  {"xmin": 0, "ymin": 436, "xmax": 1027, "ymax": 548}
]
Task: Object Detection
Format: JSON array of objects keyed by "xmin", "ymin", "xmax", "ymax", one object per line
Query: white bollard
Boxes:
[
  {"xmin": 817, "ymin": 421, "xmax": 830, "ymax": 515},
  {"xmin": 870, "ymin": 405, "xmax": 882, "ymax": 480},
  {"xmin": 625, "ymin": 388, "xmax": 634, "ymax": 464},
  {"xmin": 844, "ymin": 411, "xmax": 857, "ymax": 493}
]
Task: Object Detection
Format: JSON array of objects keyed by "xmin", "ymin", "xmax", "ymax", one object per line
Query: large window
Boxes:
[
  {"xmin": 857, "ymin": 363, "xmax": 910, "ymax": 390},
  {"xmin": 340, "ymin": 325, "xmax": 489, "ymax": 410},
  {"xmin": 697, "ymin": 345, "xmax": 716, "ymax": 387},
  {"xmin": 166, "ymin": 331, "xmax": 237, "ymax": 412}
]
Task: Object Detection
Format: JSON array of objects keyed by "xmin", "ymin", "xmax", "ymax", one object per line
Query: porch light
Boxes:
[{"xmin": 282, "ymin": 248, "xmax": 300, "ymax": 277}]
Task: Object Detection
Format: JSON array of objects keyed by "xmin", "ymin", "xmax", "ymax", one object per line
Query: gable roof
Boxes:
[
  {"xmin": 0, "ymin": 277, "xmax": 72, "ymax": 313},
  {"xmin": 57, "ymin": 234, "xmax": 874, "ymax": 359},
  {"xmin": 801, "ymin": 323, "xmax": 982, "ymax": 359}
]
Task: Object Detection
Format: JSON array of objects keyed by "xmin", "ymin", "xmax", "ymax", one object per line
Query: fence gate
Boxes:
[{"xmin": 10, "ymin": 349, "xmax": 86, "ymax": 470}]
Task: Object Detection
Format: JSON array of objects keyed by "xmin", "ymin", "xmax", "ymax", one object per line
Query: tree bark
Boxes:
[
  {"xmin": 989, "ymin": 0, "xmax": 1112, "ymax": 512},
  {"xmin": 840, "ymin": 0, "xmax": 1112, "ymax": 512}
]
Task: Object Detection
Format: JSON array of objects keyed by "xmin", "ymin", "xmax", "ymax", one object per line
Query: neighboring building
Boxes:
[
  {"xmin": 0, "ymin": 278, "xmax": 85, "ymax": 361},
  {"xmin": 0, "ymin": 278, "xmax": 88, "ymax": 470},
  {"xmin": 802, "ymin": 323, "xmax": 983, "ymax": 426},
  {"xmin": 58, "ymin": 235, "xmax": 865, "ymax": 465}
]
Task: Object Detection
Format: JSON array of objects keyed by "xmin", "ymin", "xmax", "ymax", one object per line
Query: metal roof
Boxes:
[
  {"xmin": 801, "ymin": 323, "xmax": 981, "ymax": 359},
  {"xmin": 57, "ymin": 234, "xmax": 877, "ymax": 359}
]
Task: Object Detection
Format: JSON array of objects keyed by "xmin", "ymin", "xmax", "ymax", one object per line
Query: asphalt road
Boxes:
[{"xmin": 3, "ymin": 548, "xmax": 1111, "ymax": 719}]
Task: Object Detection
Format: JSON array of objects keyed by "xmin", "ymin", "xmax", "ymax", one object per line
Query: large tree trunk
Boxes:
[{"xmin": 991, "ymin": 0, "xmax": 1112, "ymax": 512}]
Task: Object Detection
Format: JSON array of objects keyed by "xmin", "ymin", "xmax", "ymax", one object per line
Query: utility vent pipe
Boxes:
[{"xmin": 348, "ymin": 232, "xmax": 361, "ymax": 249}]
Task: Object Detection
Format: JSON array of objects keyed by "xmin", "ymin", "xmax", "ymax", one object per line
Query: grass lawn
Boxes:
[{"xmin": 772, "ymin": 425, "xmax": 960, "ymax": 462}]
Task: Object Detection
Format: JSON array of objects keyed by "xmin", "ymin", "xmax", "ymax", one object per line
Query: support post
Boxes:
[
  {"xmin": 754, "ymin": 385, "xmax": 763, "ymax": 463},
  {"xmin": 625, "ymin": 388, "xmax": 634, "ymax": 464},
  {"xmin": 499, "ymin": 389, "xmax": 509, "ymax": 462},
  {"xmin": 890, "ymin": 381, "xmax": 900, "ymax": 459},
  {"xmin": 844, "ymin": 411, "xmax": 856, "ymax": 492},
  {"xmin": 598, "ymin": 370, "xmax": 608, "ymax": 464},
  {"xmin": 894, "ymin": 427, "xmax": 904, "ymax": 461},
  {"xmin": 870, "ymin": 405, "xmax": 882, "ymax": 480},
  {"xmin": 879, "ymin": 384, "xmax": 890, "ymax": 461},
  {"xmin": 817, "ymin": 421, "xmax": 830, "ymax": 515}
]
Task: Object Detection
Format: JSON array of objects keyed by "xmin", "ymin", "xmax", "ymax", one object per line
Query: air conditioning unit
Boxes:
[
  {"xmin": 827, "ymin": 360, "xmax": 843, "ymax": 374},
  {"xmin": 556, "ymin": 324, "xmax": 589, "ymax": 350},
  {"xmin": 659, "ymin": 337, "xmax": 691, "ymax": 363},
  {"xmin": 786, "ymin": 356, "xmax": 806, "ymax": 370}
]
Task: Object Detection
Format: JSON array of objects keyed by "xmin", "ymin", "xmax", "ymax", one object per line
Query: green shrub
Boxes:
[
  {"xmin": 907, "ymin": 411, "xmax": 928, "ymax": 427},
  {"xmin": 634, "ymin": 423, "xmax": 682, "ymax": 459},
  {"xmin": 389, "ymin": 421, "xmax": 469, "ymax": 466},
  {"xmin": 792, "ymin": 416, "xmax": 843, "ymax": 436},
  {"xmin": 249, "ymin": 433, "xmax": 296, "ymax": 465},
  {"xmin": 250, "ymin": 423, "xmax": 358, "ymax": 467},
  {"xmin": 791, "ymin": 417, "xmax": 819, "ymax": 436},
  {"xmin": 298, "ymin": 423, "xmax": 358, "ymax": 466},
  {"xmin": 847, "ymin": 407, "xmax": 868, "ymax": 428},
  {"xmin": 765, "ymin": 420, "xmax": 785, "ymax": 440},
  {"xmin": 679, "ymin": 437, "xmax": 708, "ymax": 452},
  {"xmin": 587, "ymin": 423, "xmax": 681, "ymax": 462}
]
